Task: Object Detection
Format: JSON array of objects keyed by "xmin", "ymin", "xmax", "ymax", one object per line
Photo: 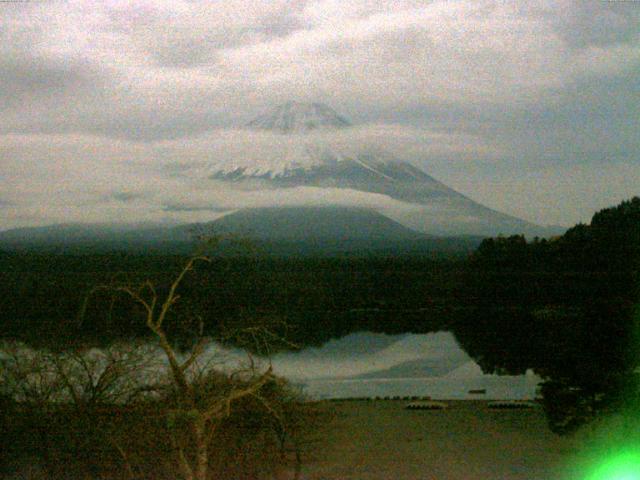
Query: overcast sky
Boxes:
[{"xmin": 1, "ymin": 0, "xmax": 639, "ymax": 229}]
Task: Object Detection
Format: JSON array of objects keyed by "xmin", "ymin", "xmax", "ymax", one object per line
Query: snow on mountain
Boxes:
[
  {"xmin": 209, "ymin": 102, "xmax": 355, "ymax": 178},
  {"xmin": 209, "ymin": 101, "xmax": 452, "ymax": 188},
  {"xmin": 247, "ymin": 101, "xmax": 351, "ymax": 133},
  {"xmin": 210, "ymin": 140, "xmax": 342, "ymax": 178},
  {"xmin": 209, "ymin": 101, "xmax": 449, "ymax": 187},
  {"xmin": 206, "ymin": 101, "xmax": 558, "ymax": 238}
]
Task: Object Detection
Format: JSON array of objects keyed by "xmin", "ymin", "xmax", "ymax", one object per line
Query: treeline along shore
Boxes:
[
  {"xmin": 1, "ymin": 197, "xmax": 639, "ymax": 435},
  {"xmin": 0, "ymin": 253, "xmax": 465, "ymax": 349}
]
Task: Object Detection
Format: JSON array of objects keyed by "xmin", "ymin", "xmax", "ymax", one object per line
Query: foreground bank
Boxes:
[{"xmin": 302, "ymin": 400, "xmax": 585, "ymax": 480}]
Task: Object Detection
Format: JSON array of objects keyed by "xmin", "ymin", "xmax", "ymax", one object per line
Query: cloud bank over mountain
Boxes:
[
  {"xmin": 0, "ymin": 122, "xmax": 500, "ymax": 229},
  {"xmin": 1, "ymin": 1, "xmax": 638, "ymax": 229}
]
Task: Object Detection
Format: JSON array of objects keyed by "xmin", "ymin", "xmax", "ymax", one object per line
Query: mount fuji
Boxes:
[
  {"xmin": 0, "ymin": 102, "xmax": 561, "ymax": 254},
  {"xmin": 207, "ymin": 102, "xmax": 557, "ymax": 239}
]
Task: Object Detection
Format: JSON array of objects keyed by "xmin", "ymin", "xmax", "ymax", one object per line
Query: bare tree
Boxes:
[
  {"xmin": 1, "ymin": 344, "xmax": 64, "ymax": 407},
  {"xmin": 2, "ymin": 243, "xmax": 317, "ymax": 480},
  {"xmin": 81, "ymin": 252, "xmax": 304, "ymax": 480},
  {"xmin": 1, "ymin": 341, "xmax": 168, "ymax": 480}
]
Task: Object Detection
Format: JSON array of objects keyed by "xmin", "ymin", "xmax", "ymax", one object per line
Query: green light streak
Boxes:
[{"xmin": 585, "ymin": 450, "xmax": 640, "ymax": 480}]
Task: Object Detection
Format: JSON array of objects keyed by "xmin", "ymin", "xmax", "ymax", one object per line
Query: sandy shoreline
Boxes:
[{"xmin": 300, "ymin": 400, "xmax": 582, "ymax": 480}]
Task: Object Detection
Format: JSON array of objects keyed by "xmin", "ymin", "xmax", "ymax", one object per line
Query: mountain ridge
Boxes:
[
  {"xmin": 207, "ymin": 101, "xmax": 558, "ymax": 237},
  {"xmin": 0, "ymin": 102, "xmax": 565, "ymax": 244},
  {"xmin": 0, "ymin": 207, "xmax": 485, "ymax": 256}
]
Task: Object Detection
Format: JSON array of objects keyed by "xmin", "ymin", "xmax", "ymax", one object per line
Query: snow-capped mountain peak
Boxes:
[
  {"xmin": 211, "ymin": 102, "xmax": 408, "ymax": 178},
  {"xmin": 203, "ymin": 101, "xmax": 554, "ymax": 237},
  {"xmin": 247, "ymin": 101, "xmax": 351, "ymax": 133}
]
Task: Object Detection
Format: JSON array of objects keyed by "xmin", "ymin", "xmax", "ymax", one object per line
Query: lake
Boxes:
[
  {"xmin": 1, "ymin": 331, "xmax": 541, "ymax": 401},
  {"xmin": 268, "ymin": 331, "xmax": 541, "ymax": 400}
]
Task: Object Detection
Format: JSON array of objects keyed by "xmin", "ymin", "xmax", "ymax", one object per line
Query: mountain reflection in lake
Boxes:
[
  {"xmin": 2, "ymin": 332, "xmax": 540, "ymax": 401},
  {"xmin": 269, "ymin": 331, "xmax": 541, "ymax": 400}
]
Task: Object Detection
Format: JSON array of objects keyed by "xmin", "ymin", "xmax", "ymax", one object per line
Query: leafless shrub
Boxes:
[{"xmin": 2, "ymin": 248, "xmax": 323, "ymax": 480}]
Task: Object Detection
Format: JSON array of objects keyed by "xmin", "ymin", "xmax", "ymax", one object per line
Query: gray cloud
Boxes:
[
  {"xmin": 162, "ymin": 203, "xmax": 230, "ymax": 213},
  {"xmin": 108, "ymin": 191, "xmax": 145, "ymax": 203},
  {"xmin": 0, "ymin": 60, "xmax": 81, "ymax": 109},
  {"xmin": 546, "ymin": 1, "xmax": 640, "ymax": 49},
  {"xmin": 0, "ymin": 0, "xmax": 638, "ymax": 228}
]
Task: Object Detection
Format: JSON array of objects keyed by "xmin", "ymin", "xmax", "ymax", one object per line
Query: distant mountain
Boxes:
[
  {"xmin": 202, "ymin": 206, "xmax": 425, "ymax": 241},
  {"xmin": 0, "ymin": 210, "xmax": 483, "ymax": 256},
  {"xmin": 0, "ymin": 102, "xmax": 563, "ymax": 254},
  {"xmin": 187, "ymin": 206, "xmax": 483, "ymax": 256},
  {"xmin": 211, "ymin": 102, "xmax": 561, "ymax": 238}
]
